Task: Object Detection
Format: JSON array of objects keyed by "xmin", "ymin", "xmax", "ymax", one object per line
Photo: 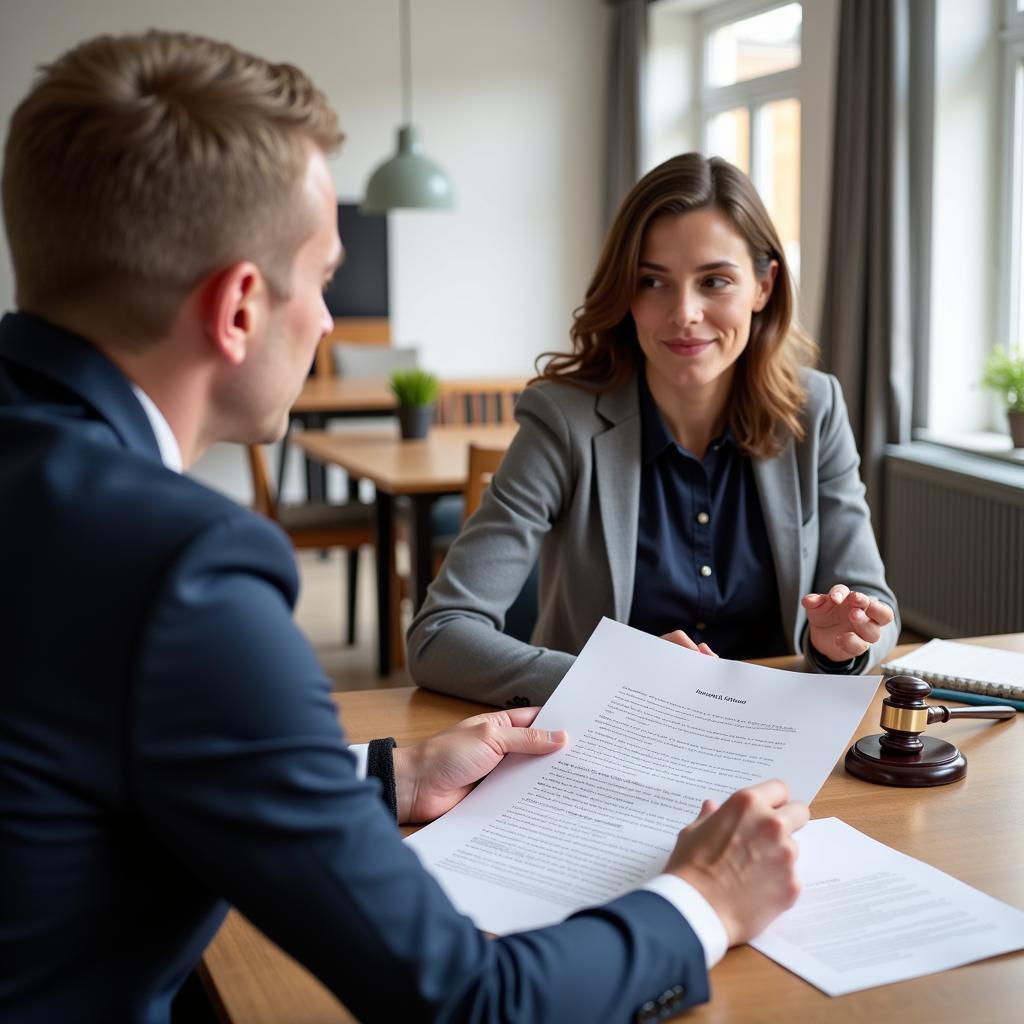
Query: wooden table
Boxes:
[
  {"xmin": 294, "ymin": 422, "xmax": 519, "ymax": 676},
  {"xmin": 291, "ymin": 376, "xmax": 395, "ymax": 416},
  {"xmin": 201, "ymin": 635, "xmax": 1024, "ymax": 1023},
  {"xmin": 285, "ymin": 375, "xmax": 526, "ymax": 500},
  {"xmin": 291, "ymin": 375, "xmax": 528, "ymax": 416}
]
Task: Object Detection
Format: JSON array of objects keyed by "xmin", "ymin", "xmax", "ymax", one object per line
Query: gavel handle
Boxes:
[{"xmin": 927, "ymin": 705, "xmax": 1016, "ymax": 723}]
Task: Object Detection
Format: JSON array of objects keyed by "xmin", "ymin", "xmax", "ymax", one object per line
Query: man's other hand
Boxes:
[{"xmin": 667, "ymin": 779, "xmax": 808, "ymax": 945}]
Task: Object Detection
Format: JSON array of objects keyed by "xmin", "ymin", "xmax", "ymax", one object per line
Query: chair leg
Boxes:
[{"xmin": 346, "ymin": 549, "xmax": 359, "ymax": 645}]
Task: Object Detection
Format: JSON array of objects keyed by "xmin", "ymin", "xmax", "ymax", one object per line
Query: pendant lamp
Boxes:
[{"xmin": 363, "ymin": 0, "xmax": 454, "ymax": 212}]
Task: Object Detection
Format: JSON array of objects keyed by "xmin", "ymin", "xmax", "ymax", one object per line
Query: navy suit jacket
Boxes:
[{"xmin": 0, "ymin": 313, "xmax": 709, "ymax": 1023}]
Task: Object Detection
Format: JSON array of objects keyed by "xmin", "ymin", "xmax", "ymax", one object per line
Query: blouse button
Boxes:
[
  {"xmin": 699, "ymin": 565, "xmax": 712, "ymax": 578},
  {"xmin": 696, "ymin": 621, "xmax": 707, "ymax": 631},
  {"xmin": 696, "ymin": 511, "xmax": 710, "ymax": 525}
]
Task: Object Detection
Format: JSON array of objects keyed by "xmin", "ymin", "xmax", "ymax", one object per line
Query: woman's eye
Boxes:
[
  {"xmin": 703, "ymin": 275, "xmax": 731, "ymax": 289},
  {"xmin": 638, "ymin": 275, "xmax": 663, "ymax": 290}
]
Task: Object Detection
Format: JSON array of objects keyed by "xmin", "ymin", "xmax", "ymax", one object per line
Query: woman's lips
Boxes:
[{"xmin": 663, "ymin": 338, "xmax": 714, "ymax": 356}]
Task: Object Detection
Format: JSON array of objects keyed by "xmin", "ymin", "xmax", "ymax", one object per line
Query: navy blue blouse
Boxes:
[{"xmin": 627, "ymin": 370, "xmax": 788, "ymax": 660}]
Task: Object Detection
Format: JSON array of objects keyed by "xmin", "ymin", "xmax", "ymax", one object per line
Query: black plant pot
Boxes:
[
  {"xmin": 1009, "ymin": 411, "xmax": 1024, "ymax": 449},
  {"xmin": 397, "ymin": 404, "xmax": 435, "ymax": 440}
]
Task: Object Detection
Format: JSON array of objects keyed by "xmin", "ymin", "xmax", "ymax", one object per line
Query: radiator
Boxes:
[{"xmin": 884, "ymin": 444, "xmax": 1024, "ymax": 637}]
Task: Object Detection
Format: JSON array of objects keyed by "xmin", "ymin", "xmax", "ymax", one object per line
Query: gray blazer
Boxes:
[{"xmin": 407, "ymin": 368, "xmax": 900, "ymax": 707}]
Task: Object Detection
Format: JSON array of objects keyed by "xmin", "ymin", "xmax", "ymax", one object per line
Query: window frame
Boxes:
[
  {"xmin": 696, "ymin": 0, "xmax": 802, "ymax": 191},
  {"xmin": 999, "ymin": 1, "xmax": 1024, "ymax": 355}
]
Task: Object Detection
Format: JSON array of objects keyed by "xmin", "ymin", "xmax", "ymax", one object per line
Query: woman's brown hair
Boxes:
[{"xmin": 538, "ymin": 153, "xmax": 818, "ymax": 457}]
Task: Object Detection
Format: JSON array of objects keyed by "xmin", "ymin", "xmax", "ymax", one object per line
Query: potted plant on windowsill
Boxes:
[
  {"xmin": 390, "ymin": 368, "xmax": 440, "ymax": 439},
  {"xmin": 981, "ymin": 346, "xmax": 1024, "ymax": 448}
]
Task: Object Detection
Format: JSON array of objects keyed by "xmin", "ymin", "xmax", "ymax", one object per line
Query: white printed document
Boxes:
[
  {"xmin": 406, "ymin": 617, "xmax": 880, "ymax": 935},
  {"xmin": 751, "ymin": 818, "xmax": 1024, "ymax": 994}
]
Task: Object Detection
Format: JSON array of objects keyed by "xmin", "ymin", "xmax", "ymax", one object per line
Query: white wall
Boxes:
[{"xmin": 0, "ymin": 0, "xmax": 609, "ymax": 377}]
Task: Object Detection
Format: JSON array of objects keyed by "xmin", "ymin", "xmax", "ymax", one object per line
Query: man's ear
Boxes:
[
  {"xmin": 201, "ymin": 262, "xmax": 265, "ymax": 366},
  {"xmin": 753, "ymin": 260, "xmax": 779, "ymax": 313}
]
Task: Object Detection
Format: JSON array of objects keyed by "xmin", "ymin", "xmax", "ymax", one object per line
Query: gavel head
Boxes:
[{"xmin": 878, "ymin": 675, "xmax": 933, "ymax": 754}]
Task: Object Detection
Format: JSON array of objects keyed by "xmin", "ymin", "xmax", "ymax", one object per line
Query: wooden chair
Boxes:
[
  {"xmin": 462, "ymin": 445, "xmax": 506, "ymax": 523},
  {"xmin": 432, "ymin": 442, "xmax": 538, "ymax": 642},
  {"xmin": 431, "ymin": 444, "xmax": 506, "ymax": 577},
  {"xmin": 428, "ymin": 383, "xmax": 523, "ymax": 569},
  {"xmin": 436, "ymin": 383, "xmax": 523, "ymax": 425},
  {"xmin": 280, "ymin": 316, "xmax": 393, "ymax": 498},
  {"xmin": 313, "ymin": 317, "xmax": 392, "ymax": 378},
  {"xmin": 331, "ymin": 342, "xmax": 418, "ymax": 378},
  {"xmin": 247, "ymin": 445, "xmax": 380, "ymax": 650}
]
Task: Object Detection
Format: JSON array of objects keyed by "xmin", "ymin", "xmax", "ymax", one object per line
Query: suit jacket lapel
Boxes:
[
  {"xmin": 594, "ymin": 378, "xmax": 642, "ymax": 621},
  {"xmin": 0, "ymin": 313, "xmax": 162, "ymax": 464},
  {"xmin": 753, "ymin": 442, "xmax": 801, "ymax": 647}
]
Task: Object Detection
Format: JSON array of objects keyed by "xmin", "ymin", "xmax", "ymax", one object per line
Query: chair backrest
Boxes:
[
  {"xmin": 246, "ymin": 445, "xmax": 278, "ymax": 521},
  {"xmin": 437, "ymin": 383, "xmax": 522, "ymax": 425},
  {"xmin": 314, "ymin": 317, "xmax": 391, "ymax": 377},
  {"xmin": 463, "ymin": 445, "xmax": 506, "ymax": 524},
  {"xmin": 332, "ymin": 343, "xmax": 419, "ymax": 378}
]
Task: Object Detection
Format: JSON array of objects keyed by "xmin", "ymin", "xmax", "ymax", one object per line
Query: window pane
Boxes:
[
  {"xmin": 706, "ymin": 107, "xmax": 750, "ymax": 174},
  {"xmin": 707, "ymin": 3, "xmax": 802, "ymax": 88},
  {"xmin": 758, "ymin": 98, "xmax": 801, "ymax": 282}
]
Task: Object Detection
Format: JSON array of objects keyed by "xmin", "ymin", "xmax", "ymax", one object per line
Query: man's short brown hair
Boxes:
[{"xmin": 2, "ymin": 30, "xmax": 343, "ymax": 344}]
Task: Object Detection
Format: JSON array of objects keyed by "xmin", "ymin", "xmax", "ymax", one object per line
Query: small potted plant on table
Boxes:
[
  {"xmin": 981, "ymin": 346, "xmax": 1024, "ymax": 448},
  {"xmin": 390, "ymin": 368, "xmax": 440, "ymax": 439}
]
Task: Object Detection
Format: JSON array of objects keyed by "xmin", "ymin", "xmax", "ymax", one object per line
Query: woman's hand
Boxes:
[
  {"xmin": 802, "ymin": 584, "xmax": 894, "ymax": 662},
  {"xmin": 660, "ymin": 630, "xmax": 718, "ymax": 657}
]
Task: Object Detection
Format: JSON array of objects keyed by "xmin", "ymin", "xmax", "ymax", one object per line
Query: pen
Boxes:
[{"xmin": 928, "ymin": 687, "xmax": 1024, "ymax": 712}]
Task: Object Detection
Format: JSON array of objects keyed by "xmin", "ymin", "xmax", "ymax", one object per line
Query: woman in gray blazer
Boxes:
[{"xmin": 408, "ymin": 154, "xmax": 899, "ymax": 708}]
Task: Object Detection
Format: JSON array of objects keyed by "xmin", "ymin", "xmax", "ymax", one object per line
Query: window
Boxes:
[
  {"xmin": 914, "ymin": 1, "xmax": 1006, "ymax": 440},
  {"xmin": 1000, "ymin": 0, "xmax": 1024, "ymax": 355},
  {"xmin": 699, "ymin": 2, "xmax": 802, "ymax": 279}
]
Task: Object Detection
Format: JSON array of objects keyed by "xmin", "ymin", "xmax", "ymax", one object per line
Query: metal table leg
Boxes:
[
  {"xmin": 345, "ymin": 475, "xmax": 360, "ymax": 645},
  {"xmin": 411, "ymin": 493, "xmax": 440, "ymax": 611},
  {"xmin": 374, "ymin": 492, "xmax": 394, "ymax": 677}
]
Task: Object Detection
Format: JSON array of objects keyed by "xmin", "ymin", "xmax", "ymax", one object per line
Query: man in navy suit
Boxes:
[{"xmin": 0, "ymin": 31, "xmax": 807, "ymax": 1023}]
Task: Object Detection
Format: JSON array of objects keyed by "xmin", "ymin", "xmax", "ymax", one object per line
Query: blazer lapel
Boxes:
[
  {"xmin": 594, "ymin": 379, "xmax": 642, "ymax": 620},
  {"xmin": 753, "ymin": 443, "xmax": 802, "ymax": 647}
]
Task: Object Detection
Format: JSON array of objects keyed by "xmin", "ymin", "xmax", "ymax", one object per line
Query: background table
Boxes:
[
  {"xmin": 291, "ymin": 375, "xmax": 527, "ymax": 416},
  {"xmin": 201, "ymin": 635, "xmax": 1024, "ymax": 1023},
  {"xmin": 295, "ymin": 423, "xmax": 519, "ymax": 675},
  {"xmin": 285, "ymin": 376, "xmax": 526, "ymax": 499}
]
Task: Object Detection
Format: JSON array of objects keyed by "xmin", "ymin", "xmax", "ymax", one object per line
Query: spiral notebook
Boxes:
[{"xmin": 880, "ymin": 639, "xmax": 1024, "ymax": 711}]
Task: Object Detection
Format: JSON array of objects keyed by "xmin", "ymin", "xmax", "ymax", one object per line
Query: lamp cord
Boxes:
[{"xmin": 400, "ymin": 0, "xmax": 412, "ymax": 125}]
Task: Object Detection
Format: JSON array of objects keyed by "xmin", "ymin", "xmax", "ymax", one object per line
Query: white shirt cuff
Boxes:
[
  {"xmin": 350, "ymin": 742, "xmax": 369, "ymax": 779},
  {"xmin": 641, "ymin": 874, "xmax": 729, "ymax": 969}
]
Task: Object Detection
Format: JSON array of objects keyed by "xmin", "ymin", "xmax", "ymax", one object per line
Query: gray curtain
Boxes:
[
  {"xmin": 819, "ymin": 0, "xmax": 934, "ymax": 536},
  {"xmin": 603, "ymin": 0, "xmax": 648, "ymax": 229}
]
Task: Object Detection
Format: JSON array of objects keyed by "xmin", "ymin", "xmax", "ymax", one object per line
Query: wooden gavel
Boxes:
[{"xmin": 845, "ymin": 675, "xmax": 1015, "ymax": 786}]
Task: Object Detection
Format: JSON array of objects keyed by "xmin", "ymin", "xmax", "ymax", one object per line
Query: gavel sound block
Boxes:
[{"xmin": 845, "ymin": 675, "xmax": 1016, "ymax": 786}]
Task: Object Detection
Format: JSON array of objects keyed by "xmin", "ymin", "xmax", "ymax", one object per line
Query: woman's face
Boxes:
[{"xmin": 629, "ymin": 208, "xmax": 776, "ymax": 402}]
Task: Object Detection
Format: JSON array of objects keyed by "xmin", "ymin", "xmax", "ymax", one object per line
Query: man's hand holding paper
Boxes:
[
  {"xmin": 394, "ymin": 708, "xmax": 568, "ymax": 823},
  {"xmin": 670, "ymin": 780, "xmax": 808, "ymax": 945}
]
